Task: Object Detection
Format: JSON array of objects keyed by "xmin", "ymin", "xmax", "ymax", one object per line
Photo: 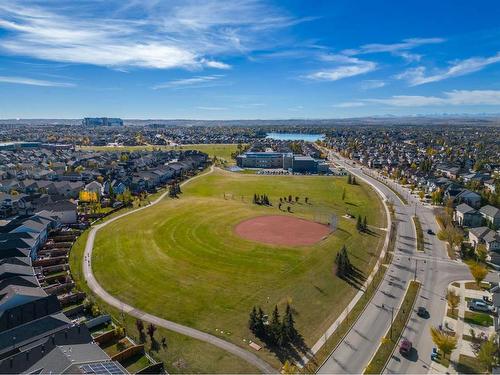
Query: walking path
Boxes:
[{"xmin": 82, "ymin": 165, "xmax": 275, "ymax": 374}]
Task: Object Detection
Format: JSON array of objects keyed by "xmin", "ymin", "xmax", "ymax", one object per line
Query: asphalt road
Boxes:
[
  {"xmin": 82, "ymin": 166, "xmax": 276, "ymax": 374},
  {"xmin": 318, "ymin": 155, "xmax": 469, "ymax": 374}
]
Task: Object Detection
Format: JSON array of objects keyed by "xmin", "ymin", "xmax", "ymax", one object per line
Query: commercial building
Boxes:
[
  {"xmin": 236, "ymin": 151, "xmax": 330, "ymax": 174},
  {"xmin": 82, "ymin": 118, "xmax": 123, "ymax": 127},
  {"xmin": 236, "ymin": 152, "xmax": 293, "ymax": 169}
]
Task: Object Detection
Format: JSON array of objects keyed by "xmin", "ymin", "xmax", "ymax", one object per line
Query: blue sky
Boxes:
[{"xmin": 1, "ymin": 0, "xmax": 500, "ymax": 119}]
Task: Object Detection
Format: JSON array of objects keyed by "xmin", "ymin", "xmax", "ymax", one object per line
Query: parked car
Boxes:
[
  {"xmin": 417, "ymin": 306, "xmax": 428, "ymax": 317},
  {"xmin": 431, "ymin": 347, "xmax": 439, "ymax": 361},
  {"xmin": 427, "ymin": 229, "xmax": 435, "ymax": 235},
  {"xmin": 468, "ymin": 300, "xmax": 494, "ymax": 312},
  {"xmin": 399, "ymin": 339, "xmax": 412, "ymax": 355}
]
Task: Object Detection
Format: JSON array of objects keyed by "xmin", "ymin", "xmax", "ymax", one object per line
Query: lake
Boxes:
[{"xmin": 265, "ymin": 132, "xmax": 325, "ymax": 142}]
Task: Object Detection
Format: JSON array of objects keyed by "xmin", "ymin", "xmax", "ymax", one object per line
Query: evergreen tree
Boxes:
[
  {"xmin": 270, "ymin": 305, "xmax": 281, "ymax": 344},
  {"xmin": 283, "ymin": 303, "xmax": 298, "ymax": 342},
  {"xmin": 356, "ymin": 215, "xmax": 362, "ymax": 231},
  {"xmin": 248, "ymin": 306, "xmax": 258, "ymax": 332},
  {"xmin": 255, "ymin": 307, "xmax": 266, "ymax": 337}
]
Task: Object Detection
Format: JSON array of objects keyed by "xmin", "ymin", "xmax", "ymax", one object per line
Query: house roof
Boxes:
[
  {"xmin": 456, "ymin": 203, "xmax": 476, "ymax": 214},
  {"xmin": 479, "ymin": 205, "xmax": 500, "ymax": 219},
  {"xmin": 469, "ymin": 226, "xmax": 494, "ymax": 240}
]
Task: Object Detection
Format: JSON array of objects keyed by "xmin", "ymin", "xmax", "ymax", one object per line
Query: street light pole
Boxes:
[{"xmin": 414, "ymin": 259, "xmax": 418, "ymax": 281}]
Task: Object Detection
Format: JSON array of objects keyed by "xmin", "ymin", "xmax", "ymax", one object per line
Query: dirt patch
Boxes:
[{"xmin": 234, "ymin": 215, "xmax": 331, "ymax": 246}]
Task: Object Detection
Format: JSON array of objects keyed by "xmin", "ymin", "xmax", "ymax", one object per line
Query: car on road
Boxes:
[
  {"xmin": 468, "ymin": 300, "xmax": 494, "ymax": 312},
  {"xmin": 427, "ymin": 229, "xmax": 435, "ymax": 235},
  {"xmin": 417, "ymin": 306, "xmax": 428, "ymax": 317},
  {"xmin": 399, "ymin": 339, "xmax": 412, "ymax": 355}
]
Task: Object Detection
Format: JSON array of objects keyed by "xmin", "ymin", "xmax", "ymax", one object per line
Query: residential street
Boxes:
[{"xmin": 318, "ymin": 155, "xmax": 470, "ymax": 374}]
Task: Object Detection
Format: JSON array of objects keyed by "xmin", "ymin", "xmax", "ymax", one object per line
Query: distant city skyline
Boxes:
[{"xmin": 1, "ymin": 0, "xmax": 500, "ymax": 119}]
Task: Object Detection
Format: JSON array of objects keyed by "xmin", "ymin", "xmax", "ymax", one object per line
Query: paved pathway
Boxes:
[{"xmin": 82, "ymin": 166, "xmax": 275, "ymax": 374}]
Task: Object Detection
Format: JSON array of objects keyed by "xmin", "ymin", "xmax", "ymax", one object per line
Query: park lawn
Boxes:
[
  {"xmin": 79, "ymin": 144, "xmax": 239, "ymax": 164},
  {"xmin": 69, "ymin": 223, "xmax": 259, "ymax": 373},
  {"xmin": 91, "ymin": 168, "xmax": 385, "ymax": 366}
]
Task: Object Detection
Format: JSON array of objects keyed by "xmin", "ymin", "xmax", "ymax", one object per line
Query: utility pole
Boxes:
[{"xmin": 414, "ymin": 259, "xmax": 418, "ymax": 281}]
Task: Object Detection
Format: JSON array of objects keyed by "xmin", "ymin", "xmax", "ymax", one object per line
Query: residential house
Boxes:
[
  {"xmin": 454, "ymin": 203, "xmax": 483, "ymax": 227},
  {"xmin": 479, "ymin": 205, "xmax": 500, "ymax": 229}
]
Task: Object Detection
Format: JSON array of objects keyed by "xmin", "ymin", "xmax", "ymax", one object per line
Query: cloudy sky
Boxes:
[{"xmin": 1, "ymin": 0, "xmax": 500, "ymax": 119}]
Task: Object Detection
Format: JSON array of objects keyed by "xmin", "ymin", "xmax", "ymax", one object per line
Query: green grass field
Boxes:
[
  {"xmin": 91, "ymin": 168, "xmax": 385, "ymax": 366},
  {"xmin": 69, "ymin": 224, "xmax": 259, "ymax": 373},
  {"xmin": 79, "ymin": 144, "xmax": 239, "ymax": 164}
]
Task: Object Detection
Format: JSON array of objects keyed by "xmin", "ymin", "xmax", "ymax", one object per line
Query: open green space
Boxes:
[
  {"xmin": 364, "ymin": 281, "xmax": 421, "ymax": 374},
  {"xmin": 69, "ymin": 224, "xmax": 259, "ymax": 374},
  {"xmin": 79, "ymin": 144, "xmax": 239, "ymax": 164},
  {"xmin": 91, "ymin": 168, "xmax": 385, "ymax": 366}
]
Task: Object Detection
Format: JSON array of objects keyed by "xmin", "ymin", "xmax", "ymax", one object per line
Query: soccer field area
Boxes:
[{"xmin": 92, "ymin": 168, "xmax": 386, "ymax": 366}]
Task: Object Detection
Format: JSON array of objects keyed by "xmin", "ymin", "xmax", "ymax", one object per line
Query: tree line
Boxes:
[
  {"xmin": 253, "ymin": 193, "xmax": 271, "ymax": 206},
  {"xmin": 248, "ymin": 303, "xmax": 299, "ymax": 348}
]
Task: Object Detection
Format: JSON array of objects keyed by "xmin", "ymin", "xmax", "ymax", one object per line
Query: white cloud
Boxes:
[
  {"xmin": 305, "ymin": 57, "xmax": 376, "ymax": 81},
  {"xmin": 334, "ymin": 102, "xmax": 365, "ymax": 108},
  {"xmin": 152, "ymin": 75, "xmax": 224, "ymax": 89},
  {"xmin": 397, "ymin": 52, "xmax": 500, "ymax": 85},
  {"xmin": 349, "ymin": 37, "xmax": 445, "ymax": 55},
  {"xmin": 0, "ymin": 1, "xmax": 303, "ymax": 70},
  {"xmin": 365, "ymin": 90, "xmax": 500, "ymax": 106},
  {"xmin": 360, "ymin": 79, "xmax": 386, "ymax": 90},
  {"xmin": 0, "ymin": 75, "xmax": 74, "ymax": 87}
]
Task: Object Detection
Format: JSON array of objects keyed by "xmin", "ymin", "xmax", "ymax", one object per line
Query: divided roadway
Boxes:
[{"xmin": 318, "ymin": 155, "xmax": 469, "ymax": 374}]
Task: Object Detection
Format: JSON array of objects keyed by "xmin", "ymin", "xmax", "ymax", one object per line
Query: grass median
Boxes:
[
  {"xmin": 413, "ymin": 216, "xmax": 424, "ymax": 252},
  {"xmin": 364, "ymin": 280, "xmax": 421, "ymax": 374}
]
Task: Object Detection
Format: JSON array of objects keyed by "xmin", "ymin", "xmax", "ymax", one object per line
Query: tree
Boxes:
[
  {"xmin": 469, "ymin": 262, "xmax": 488, "ymax": 287},
  {"xmin": 476, "ymin": 335, "xmax": 499, "ymax": 373},
  {"xmin": 305, "ymin": 197, "xmax": 309, "ymax": 204},
  {"xmin": 281, "ymin": 360, "xmax": 297, "ymax": 374},
  {"xmin": 430, "ymin": 326, "xmax": 457, "ymax": 359},
  {"xmin": 135, "ymin": 319, "xmax": 144, "ymax": 334},
  {"xmin": 270, "ymin": 305, "xmax": 281, "ymax": 344},
  {"xmin": 147, "ymin": 323, "xmax": 157, "ymax": 341},
  {"xmin": 295, "ymin": 196, "xmax": 299, "ymax": 203},
  {"xmin": 356, "ymin": 216, "xmax": 363, "ymax": 231},
  {"xmin": 283, "ymin": 303, "xmax": 298, "ymax": 342},
  {"xmin": 248, "ymin": 306, "xmax": 258, "ymax": 332},
  {"xmin": 476, "ymin": 244, "xmax": 488, "ymax": 263},
  {"xmin": 335, "ymin": 245, "xmax": 352, "ymax": 277},
  {"xmin": 446, "ymin": 289, "xmax": 460, "ymax": 315},
  {"xmin": 255, "ymin": 307, "xmax": 266, "ymax": 337}
]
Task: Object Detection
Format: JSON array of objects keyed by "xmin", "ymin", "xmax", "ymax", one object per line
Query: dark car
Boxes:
[
  {"xmin": 427, "ymin": 229, "xmax": 435, "ymax": 235},
  {"xmin": 417, "ymin": 306, "xmax": 428, "ymax": 317},
  {"xmin": 399, "ymin": 339, "xmax": 412, "ymax": 355}
]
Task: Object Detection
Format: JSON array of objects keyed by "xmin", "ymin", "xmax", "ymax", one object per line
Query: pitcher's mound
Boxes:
[{"xmin": 234, "ymin": 215, "xmax": 331, "ymax": 246}]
